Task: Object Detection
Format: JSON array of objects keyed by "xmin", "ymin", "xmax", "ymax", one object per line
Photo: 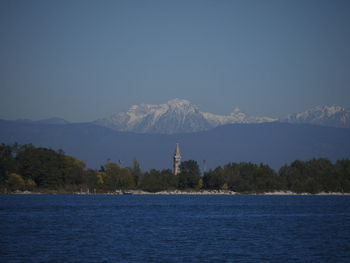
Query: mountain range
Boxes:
[
  {"xmin": 94, "ymin": 99, "xmax": 350, "ymax": 133},
  {"xmin": 11, "ymin": 99, "xmax": 349, "ymax": 134}
]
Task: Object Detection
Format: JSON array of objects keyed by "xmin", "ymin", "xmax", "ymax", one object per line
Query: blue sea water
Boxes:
[{"xmin": 1, "ymin": 195, "xmax": 350, "ymax": 263}]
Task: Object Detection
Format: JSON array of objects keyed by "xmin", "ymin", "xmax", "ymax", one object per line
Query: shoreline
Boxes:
[{"xmin": 4, "ymin": 190, "xmax": 350, "ymax": 196}]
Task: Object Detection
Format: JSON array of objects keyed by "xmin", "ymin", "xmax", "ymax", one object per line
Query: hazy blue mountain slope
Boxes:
[{"xmin": 0, "ymin": 120, "xmax": 349, "ymax": 171}]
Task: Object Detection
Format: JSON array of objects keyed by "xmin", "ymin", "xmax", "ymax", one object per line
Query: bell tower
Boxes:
[{"xmin": 173, "ymin": 143, "xmax": 181, "ymax": 175}]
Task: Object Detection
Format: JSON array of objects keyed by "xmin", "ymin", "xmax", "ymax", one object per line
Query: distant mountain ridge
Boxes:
[
  {"xmin": 15, "ymin": 117, "xmax": 70, "ymax": 125},
  {"xmin": 282, "ymin": 105, "xmax": 350, "ymax": 128},
  {"xmin": 7, "ymin": 101, "xmax": 350, "ymax": 134},
  {"xmin": 95, "ymin": 99, "xmax": 350, "ymax": 133}
]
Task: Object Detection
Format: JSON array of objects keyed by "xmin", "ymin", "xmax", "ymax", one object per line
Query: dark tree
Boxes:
[
  {"xmin": 16, "ymin": 146, "xmax": 66, "ymax": 188},
  {"xmin": 0, "ymin": 144, "xmax": 17, "ymax": 184},
  {"xmin": 178, "ymin": 160, "xmax": 201, "ymax": 189},
  {"xmin": 131, "ymin": 159, "xmax": 143, "ymax": 186}
]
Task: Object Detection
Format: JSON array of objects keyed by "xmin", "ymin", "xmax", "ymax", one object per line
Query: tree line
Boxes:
[{"xmin": 0, "ymin": 143, "xmax": 349, "ymax": 193}]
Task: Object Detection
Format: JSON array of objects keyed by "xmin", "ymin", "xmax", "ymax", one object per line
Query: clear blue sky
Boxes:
[{"xmin": 1, "ymin": 0, "xmax": 349, "ymax": 122}]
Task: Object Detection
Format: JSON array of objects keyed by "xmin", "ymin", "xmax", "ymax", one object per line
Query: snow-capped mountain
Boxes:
[
  {"xmin": 281, "ymin": 105, "xmax": 350, "ymax": 128},
  {"xmin": 95, "ymin": 99, "xmax": 276, "ymax": 134},
  {"xmin": 95, "ymin": 99, "xmax": 211, "ymax": 134}
]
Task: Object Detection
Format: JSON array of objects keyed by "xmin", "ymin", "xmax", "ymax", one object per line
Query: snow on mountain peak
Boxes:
[
  {"xmin": 318, "ymin": 105, "xmax": 344, "ymax": 116},
  {"xmin": 232, "ymin": 107, "xmax": 242, "ymax": 114},
  {"xmin": 167, "ymin": 98, "xmax": 191, "ymax": 107},
  {"xmin": 229, "ymin": 107, "xmax": 247, "ymax": 120},
  {"xmin": 166, "ymin": 98, "xmax": 198, "ymax": 115},
  {"xmin": 287, "ymin": 105, "xmax": 344, "ymax": 120},
  {"xmin": 283, "ymin": 104, "xmax": 349, "ymax": 128}
]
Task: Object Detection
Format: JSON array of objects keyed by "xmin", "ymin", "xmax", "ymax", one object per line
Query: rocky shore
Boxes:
[
  {"xmin": 125, "ymin": 190, "xmax": 350, "ymax": 195},
  {"xmin": 7, "ymin": 190, "xmax": 350, "ymax": 195}
]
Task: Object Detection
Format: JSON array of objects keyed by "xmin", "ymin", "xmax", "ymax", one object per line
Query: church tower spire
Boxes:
[{"xmin": 173, "ymin": 143, "xmax": 181, "ymax": 176}]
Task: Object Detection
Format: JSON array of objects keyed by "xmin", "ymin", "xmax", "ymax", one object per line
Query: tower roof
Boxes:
[{"xmin": 175, "ymin": 143, "xmax": 181, "ymax": 156}]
